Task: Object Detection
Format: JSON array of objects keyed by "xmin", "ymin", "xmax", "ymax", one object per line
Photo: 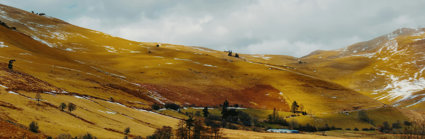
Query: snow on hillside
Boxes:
[{"xmin": 0, "ymin": 42, "xmax": 8, "ymax": 48}]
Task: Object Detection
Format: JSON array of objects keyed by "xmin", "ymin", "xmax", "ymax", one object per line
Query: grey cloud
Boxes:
[{"xmin": 1, "ymin": 0, "xmax": 425, "ymax": 57}]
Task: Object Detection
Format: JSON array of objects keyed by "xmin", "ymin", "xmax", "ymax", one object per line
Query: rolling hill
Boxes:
[{"xmin": 0, "ymin": 3, "xmax": 423, "ymax": 138}]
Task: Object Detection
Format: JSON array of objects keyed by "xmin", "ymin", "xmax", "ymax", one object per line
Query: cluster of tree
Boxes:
[
  {"xmin": 151, "ymin": 103, "xmax": 181, "ymax": 111},
  {"xmin": 59, "ymin": 102, "xmax": 77, "ymax": 112},
  {"xmin": 31, "ymin": 11, "xmax": 45, "ymax": 16},
  {"xmin": 146, "ymin": 116, "xmax": 222, "ymax": 139},
  {"xmin": 29, "ymin": 121, "xmax": 39, "ymax": 133},
  {"xmin": 54, "ymin": 133, "xmax": 97, "ymax": 139},
  {"xmin": 266, "ymin": 108, "xmax": 288, "ymax": 126},
  {"xmin": 290, "ymin": 101, "xmax": 307, "ymax": 115},
  {"xmin": 226, "ymin": 51, "xmax": 239, "ymax": 58},
  {"xmin": 221, "ymin": 100, "xmax": 252, "ymax": 127},
  {"xmin": 165, "ymin": 103, "xmax": 181, "ymax": 111},
  {"xmin": 378, "ymin": 120, "xmax": 405, "ymax": 133}
]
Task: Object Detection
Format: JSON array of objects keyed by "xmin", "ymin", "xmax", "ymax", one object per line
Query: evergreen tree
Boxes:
[
  {"xmin": 290, "ymin": 101, "xmax": 299, "ymax": 113},
  {"xmin": 59, "ymin": 103, "xmax": 66, "ymax": 111},
  {"xmin": 227, "ymin": 51, "xmax": 232, "ymax": 56},
  {"xmin": 202, "ymin": 107, "xmax": 209, "ymax": 118},
  {"xmin": 68, "ymin": 103, "xmax": 76, "ymax": 112},
  {"xmin": 29, "ymin": 121, "xmax": 39, "ymax": 133},
  {"xmin": 8, "ymin": 59, "xmax": 15, "ymax": 70},
  {"xmin": 185, "ymin": 116, "xmax": 194, "ymax": 138},
  {"xmin": 221, "ymin": 100, "xmax": 229, "ymax": 120},
  {"xmin": 124, "ymin": 127, "xmax": 130, "ymax": 135}
]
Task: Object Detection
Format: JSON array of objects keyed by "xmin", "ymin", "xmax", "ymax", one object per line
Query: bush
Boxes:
[
  {"xmin": 392, "ymin": 121, "xmax": 402, "ymax": 129},
  {"xmin": 354, "ymin": 128, "xmax": 359, "ymax": 131},
  {"xmin": 404, "ymin": 121, "xmax": 412, "ymax": 126},
  {"xmin": 68, "ymin": 103, "xmax": 77, "ymax": 112},
  {"xmin": 29, "ymin": 121, "xmax": 39, "ymax": 133},
  {"xmin": 124, "ymin": 127, "xmax": 130, "ymax": 135},
  {"xmin": 81, "ymin": 133, "xmax": 95, "ymax": 139},
  {"xmin": 57, "ymin": 133, "xmax": 72, "ymax": 139},
  {"xmin": 345, "ymin": 128, "xmax": 351, "ymax": 130},
  {"xmin": 59, "ymin": 103, "xmax": 67, "ymax": 111},
  {"xmin": 362, "ymin": 128, "xmax": 369, "ymax": 131},
  {"xmin": 164, "ymin": 103, "xmax": 180, "ymax": 111},
  {"xmin": 151, "ymin": 103, "xmax": 161, "ymax": 110}
]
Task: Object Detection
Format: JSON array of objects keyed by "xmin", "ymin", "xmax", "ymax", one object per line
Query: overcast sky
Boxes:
[{"xmin": 1, "ymin": 0, "xmax": 425, "ymax": 57}]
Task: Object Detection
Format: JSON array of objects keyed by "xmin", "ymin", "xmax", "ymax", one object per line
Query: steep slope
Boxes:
[{"xmin": 0, "ymin": 3, "xmax": 381, "ymax": 114}]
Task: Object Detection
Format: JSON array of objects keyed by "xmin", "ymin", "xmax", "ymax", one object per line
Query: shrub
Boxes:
[
  {"xmin": 164, "ymin": 103, "xmax": 180, "ymax": 111},
  {"xmin": 151, "ymin": 103, "xmax": 161, "ymax": 110},
  {"xmin": 57, "ymin": 133, "xmax": 72, "ymax": 139},
  {"xmin": 29, "ymin": 121, "xmax": 39, "ymax": 133},
  {"xmin": 354, "ymin": 128, "xmax": 359, "ymax": 131},
  {"xmin": 392, "ymin": 121, "xmax": 402, "ymax": 129},
  {"xmin": 345, "ymin": 128, "xmax": 351, "ymax": 130},
  {"xmin": 81, "ymin": 133, "xmax": 95, "ymax": 139},
  {"xmin": 362, "ymin": 128, "xmax": 369, "ymax": 131},
  {"xmin": 404, "ymin": 121, "xmax": 412, "ymax": 126},
  {"xmin": 124, "ymin": 127, "xmax": 130, "ymax": 135},
  {"xmin": 59, "ymin": 103, "xmax": 67, "ymax": 111},
  {"xmin": 68, "ymin": 103, "xmax": 76, "ymax": 112}
]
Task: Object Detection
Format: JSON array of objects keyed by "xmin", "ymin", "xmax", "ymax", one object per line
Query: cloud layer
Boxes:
[{"xmin": 2, "ymin": 0, "xmax": 425, "ymax": 57}]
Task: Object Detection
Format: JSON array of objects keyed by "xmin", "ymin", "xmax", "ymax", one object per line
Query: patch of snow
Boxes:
[
  {"xmin": 0, "ymin": 42, "xmax": 8, "ymax": 48},
  {"xmin": 74, "ymin": 60, "xmax": 85, "ymax": 64},
  {"xmin": 44, "ymin": 91, "xmax": 56, "ymax": 96},
  {"xmin": 130, "ymin": 51, "xmax": 140, "ymax": 53},
  {"xmin": 19, "ymin": 53, "xmax": 31, "ymax": 55},
  {"xmin": 193, "ymin": 47, "xmax": 212, "ymax": 52},
  {"xmin": 377, "ymin": 75, "xmax": 425, "ymax": 101},
  {"xmin": 203, "ymin": 64, "xmax": 217, "ymax": 68},
  {"xmin": 8, "ymin": 91, "xmax": 18, "ymax": 95},
  {"xmin": 54, "ymin": 66, "xmax": 82, "ymax": 73},
  {"xmin": 107, "ymin": 101, "xmax": 127, "ymax": 107},
  {"xmin": 74, "ymin": 95, "xmax": 90, "ymax": 99},
  {"xmin": 31, "ymin": 36, "xmax": 55, "ymax": 48},
  {"xmin": 0, "ymin": 84, "xmax": 8, "ymax": 89},
  {"xmin": 406, "ymin": 97, "xmax": 425, "ymax": 107},
  {"xmin": 352, "ymin": 53, "xmax": 376, "ymax": 58},
  {"xmin": 50, "ymin": 32, "xmax": 67, "ymax": 40},
  {"xmin": 65, "ymin": 48, "xmax": 74, "ymax": 52},
  {"xmin": 98, "ymin": 110, "xmax": 117, "ymax": 114},
  {"xmin": 103, "ymin": 46, "xmax": 117, "ymax": 53},
  {"xmin": 174, "ymin": 58, "xmax": 192, "ymax": 61}
]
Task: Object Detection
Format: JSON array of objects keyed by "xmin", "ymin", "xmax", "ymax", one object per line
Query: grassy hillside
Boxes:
[{"xmin": 0, "ymin": 3, "xmax": 422, "ymax": 138}]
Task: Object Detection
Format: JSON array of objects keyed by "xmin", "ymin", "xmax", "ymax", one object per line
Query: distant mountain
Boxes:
[{"xmin": 248, "ymin": 28, "xmax": 425, "ymax": 110}]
